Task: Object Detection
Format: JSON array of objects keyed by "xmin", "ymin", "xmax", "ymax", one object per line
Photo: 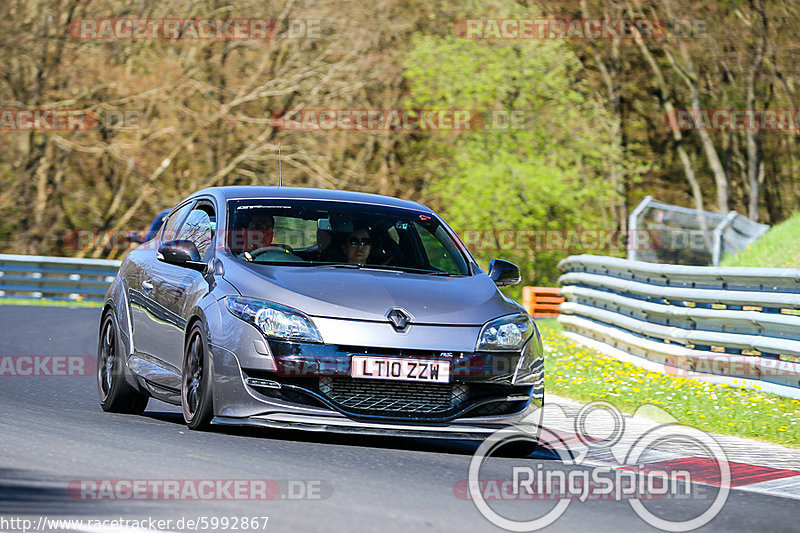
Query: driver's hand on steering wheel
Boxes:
[{"xmin": 243, "ymin": 244, "xmax": 294, "ymax": 262}]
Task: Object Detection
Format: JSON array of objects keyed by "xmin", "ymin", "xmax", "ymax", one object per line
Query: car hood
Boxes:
[{"xmin": 222, "ymin": 261, "xmax": 522, "ymax": 325}]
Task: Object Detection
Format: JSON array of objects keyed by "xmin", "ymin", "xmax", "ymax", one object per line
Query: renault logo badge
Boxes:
[{"xmin": 386, "ymin": 308, "xmax": 411, "ymax": 331}]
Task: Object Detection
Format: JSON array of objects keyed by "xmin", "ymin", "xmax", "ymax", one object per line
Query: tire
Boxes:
[
  {"xmin": 493, "ymin": 424, "xmax": 541, "ymax": 458},
  {"xmin": 97, "ymin": 311, "xmax": 149, "ymax": 414},
  {"xmin": 181, "ymin": 323, "xmax": 214, "ymax": 430},
  {"xmin": 494, "ymin": 440, "xmax": 539, "ymax": 458}
]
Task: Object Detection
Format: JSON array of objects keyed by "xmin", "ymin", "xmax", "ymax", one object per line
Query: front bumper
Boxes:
[{"xmin": 209, "ymin": 324, "xmax": 544, "ymax": 438}]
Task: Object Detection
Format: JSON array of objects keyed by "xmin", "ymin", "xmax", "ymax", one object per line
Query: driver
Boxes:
[
  {"xmin": 234, "ymin": 212, "xmax": 274, "ymax": 256},
  {"xmin": 343, "ymin": 228, "xmax": 372, "ymax": 265}
]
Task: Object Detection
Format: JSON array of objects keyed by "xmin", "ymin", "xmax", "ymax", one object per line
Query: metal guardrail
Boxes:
[
  {"xmin": 0, "ymin": 254, "xmax": 121, "ymax": 302},
  {"xmin": 558, "ymin": 254, "xmax": 800, "ymax": 393}
]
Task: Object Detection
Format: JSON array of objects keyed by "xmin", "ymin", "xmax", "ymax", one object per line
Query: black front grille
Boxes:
[
  {"xmin": 254, "ymin": 385, "xmax": 330, "ymax": 409},
  {"xmin": 463, "ymin": 399, "xmax": 529, "ymax": 417},
  {"xmin": 243, "ymin": 369, "xmax": 533, "ymax": 421},
  {"xmin": 319, "ymin": 377, "xmax": 469, "ymax": 414}
]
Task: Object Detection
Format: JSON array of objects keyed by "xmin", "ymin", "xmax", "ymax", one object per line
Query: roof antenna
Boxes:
[{"xmin": 278, "ymin": 142, "xmax": 282, "ymax": 187}]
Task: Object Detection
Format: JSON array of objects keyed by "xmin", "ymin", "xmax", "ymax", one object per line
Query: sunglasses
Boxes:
[{"xmin": 348, "ymin": 238, "xmax": 371, "ymax": 247}]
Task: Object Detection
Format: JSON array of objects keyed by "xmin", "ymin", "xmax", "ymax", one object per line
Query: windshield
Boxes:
[{"xmin": 226, "ymin": 199, "xmax": 471, "ymax": 276}]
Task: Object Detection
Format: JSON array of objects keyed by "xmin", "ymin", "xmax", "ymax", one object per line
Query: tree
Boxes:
[{"xmin": 404, "ymin": 0, "xmax": 626, "ymax": 290}]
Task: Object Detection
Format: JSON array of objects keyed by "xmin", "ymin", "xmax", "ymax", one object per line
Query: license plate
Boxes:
[{"xmin": 351, "ymin": 356, "xmax": 450, "ymax": 383}]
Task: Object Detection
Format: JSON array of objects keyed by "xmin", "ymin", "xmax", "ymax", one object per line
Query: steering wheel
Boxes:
[
  {"xmin": 245, "ymin": 245, "xmax": 294, "ymax": 261},
  {"xmin": 380, "ymin": 246, "xmax": 400, "ymax": 265}
]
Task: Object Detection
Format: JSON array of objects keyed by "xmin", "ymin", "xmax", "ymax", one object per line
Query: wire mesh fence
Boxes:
[{"xmin": 628, "ymin": 196, "xmax": 770, "ymax": 265}]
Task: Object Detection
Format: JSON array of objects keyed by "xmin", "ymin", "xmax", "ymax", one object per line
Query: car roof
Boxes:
[{"xmin": 192, "ymin": 186, "xmax": 430, "ymax": 212}]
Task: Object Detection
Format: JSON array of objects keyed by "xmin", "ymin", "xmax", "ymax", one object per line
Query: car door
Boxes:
[
  {"xmin": 129, "ymin": 200, "xmax": 195, "ymax": 387},
  {"xmin": 145, "ymin": 200, "xmax": 217, "ymax": 374}
]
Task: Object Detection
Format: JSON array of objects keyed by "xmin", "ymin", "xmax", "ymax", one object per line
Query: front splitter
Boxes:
[{"xmin": 211, "ymin": 413, "xmax": 540, "ymax": 441}]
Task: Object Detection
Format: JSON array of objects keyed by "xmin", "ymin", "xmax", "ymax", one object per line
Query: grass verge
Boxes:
[
  {"xmin": 538, "ymin": 321, "xmax": 799, "ymax": 447},
  {"xmin": 721, "ymin": 211, "xmax": 800, "ymax": 268}
]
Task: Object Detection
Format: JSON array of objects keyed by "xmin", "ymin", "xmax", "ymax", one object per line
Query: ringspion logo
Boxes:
[{"xmin": 466, "ymin": 402, "xmax": 730, "ymax": 531}]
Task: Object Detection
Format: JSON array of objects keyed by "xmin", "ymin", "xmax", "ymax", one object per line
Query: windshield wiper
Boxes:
[
  {"xmin": 393, "ymin": 266, "xmax": 454, "ymax": 276},
  {"xmin": 316, "ymin": 263, "xmax": 454, "ymax": 276},
  {"xmin": 247, "ymin": 261, "xmax": 456, "ymax": 276},
  {"xmin": 316, "ymin": 262, "xmax": 363, "ymax": 269}
]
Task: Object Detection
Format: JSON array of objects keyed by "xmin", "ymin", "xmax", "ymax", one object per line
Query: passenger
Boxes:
[{"xmin": 343, "ymin": 228, "xmax": 371, "ymax": 265}]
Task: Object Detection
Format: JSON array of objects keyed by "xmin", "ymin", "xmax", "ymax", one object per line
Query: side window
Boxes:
[
  {"xmin": 161, "ymin": 203, "xmax": 194, "ymax": 242},
  {"xmin": 176, "ymin": 204, "xmax": 215, "ymax": 261}
]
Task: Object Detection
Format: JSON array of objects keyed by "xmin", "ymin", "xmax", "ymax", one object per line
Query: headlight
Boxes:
[
  {"xmin": 476, "ymin": 314, "xmax": 534, "ymax": 351},
  {"xmin": 224, "ymin": 296, "xmax": 323, "ymax": 343}
]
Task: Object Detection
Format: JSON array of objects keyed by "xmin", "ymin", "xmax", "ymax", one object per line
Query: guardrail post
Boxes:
[
  {"xmin": 712, "ymin": 210, "xmax": 738, "ymax": 266},
  {"xmin": 628, "ymin": 195, "xmax": 652, "ymax": 262}
]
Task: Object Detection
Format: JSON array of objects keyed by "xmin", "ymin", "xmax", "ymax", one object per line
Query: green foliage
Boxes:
[{"xmin": 403, "ymin": 5, "xmax": 624, "ymax": 294}]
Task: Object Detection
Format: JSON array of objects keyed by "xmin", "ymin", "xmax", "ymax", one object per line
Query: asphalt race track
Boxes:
[{"xmin": 0, "ymin": 305, "xmax": 797, "ymax": 533}]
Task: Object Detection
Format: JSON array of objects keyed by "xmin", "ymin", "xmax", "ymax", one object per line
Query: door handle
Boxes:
[{"xmin": 142, "ymin": 280, "xmax": 154, "ymax": 291}]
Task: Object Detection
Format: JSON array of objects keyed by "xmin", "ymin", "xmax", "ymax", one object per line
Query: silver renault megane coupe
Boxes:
[{"xmin": 97, "ymin": 186, "xmax": 544, "ymax": 441}]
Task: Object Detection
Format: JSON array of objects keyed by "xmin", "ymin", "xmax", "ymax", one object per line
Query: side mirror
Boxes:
[
  {"xmin": 158, "ymin": 240, "xmax": 207, "ymax": 272},
  {"xmin": 488, "ymin": 259, "xmax": 521, "ymax": 287}
]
